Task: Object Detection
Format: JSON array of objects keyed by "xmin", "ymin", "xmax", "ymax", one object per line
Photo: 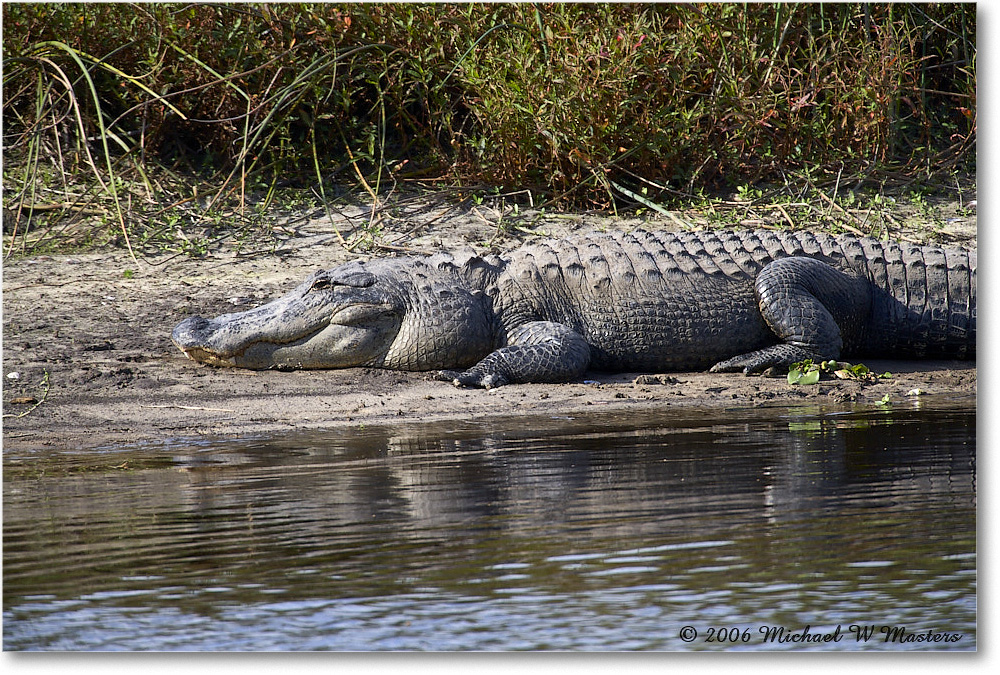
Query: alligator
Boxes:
[{"xmin": 171, "ymin": 229, "xmax": 976, "ymax": 388}]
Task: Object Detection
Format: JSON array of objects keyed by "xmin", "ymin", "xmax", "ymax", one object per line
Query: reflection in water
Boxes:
[{"xmin": 4, "ymin": 400, "xmax": 975, "ymax": 650}]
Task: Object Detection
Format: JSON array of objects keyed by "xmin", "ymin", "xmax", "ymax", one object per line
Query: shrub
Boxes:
[{"xmin": 2, "ymin": 2, "xmax": 976, "ymax": 251}]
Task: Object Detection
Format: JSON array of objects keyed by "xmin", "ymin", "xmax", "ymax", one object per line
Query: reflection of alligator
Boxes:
[{"xmin": 172, "ymin": 229, "xmax": 976, "ymax": 387}]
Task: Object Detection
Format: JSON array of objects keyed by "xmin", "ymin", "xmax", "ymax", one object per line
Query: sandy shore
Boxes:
[{"xmin": 2, "ymin": 199, "xmax": 976, "ymax": 453}]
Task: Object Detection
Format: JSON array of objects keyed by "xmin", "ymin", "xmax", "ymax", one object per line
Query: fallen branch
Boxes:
[
  {"xmin": 140, "ymin": 404, "xmax": 236, "ymax": 413},
  {"xmin": 2, "ymin": 371, "xmax": 50, "ymax": 419}
]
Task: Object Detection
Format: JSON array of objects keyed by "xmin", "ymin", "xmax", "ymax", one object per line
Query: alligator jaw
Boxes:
[
  {"xmin": 171, "ymin": 299, "xmax": 403, "ymax": 370},
  {"xmin": 170, "ymin": 304, "xmax": 329, "ymax": 366},
  {"xmin": 177, "ymin": 344, "xmax": 240, "ymax": 367},
  {"xmin": 172, "ymin": 326, "xmax": 329, "ymax": 368}
]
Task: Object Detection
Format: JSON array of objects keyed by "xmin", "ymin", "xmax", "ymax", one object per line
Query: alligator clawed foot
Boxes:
[
  {"xmin": 434, "ymin": 369, "xmax": 508, "ymax": 389},
  {"xmin": 434, "ymin": 369, "xmax": 463, "ymax": 386},
  {"xmin": 708, "ymin": 359, "xmax": 758, "ymax": 375},
  {"xmin": 711, "ymin": 345, "xmax": 826, "ymax": 376}
]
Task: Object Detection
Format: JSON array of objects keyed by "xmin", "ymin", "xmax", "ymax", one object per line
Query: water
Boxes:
[{"xmin": 3, "ymin": 399, "xmax": 976, "ymax": 651}]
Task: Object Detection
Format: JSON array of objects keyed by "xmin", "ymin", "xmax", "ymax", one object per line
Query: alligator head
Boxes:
[{"xmin": 171, "ymin": 258, "xmax": 495, "ymax": 371}]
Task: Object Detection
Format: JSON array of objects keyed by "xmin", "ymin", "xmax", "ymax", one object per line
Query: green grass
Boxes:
[{"xmin": 2, "ymin": 3, "xmax": 976, "ymax": 255}]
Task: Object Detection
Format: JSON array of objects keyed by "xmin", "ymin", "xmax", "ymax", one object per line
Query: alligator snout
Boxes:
[
  {"xmin": 172, "ymin": 316, "xmax": 213, "ymax": 351},
  {"xmin": 171, "ymin": 315, "xmax": 238, "ymax": 366}
]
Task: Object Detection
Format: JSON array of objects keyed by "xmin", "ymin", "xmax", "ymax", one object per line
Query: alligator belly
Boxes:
[{"xmin": 582, "ymin": 301, "xmax": 775, "ymax": 372}]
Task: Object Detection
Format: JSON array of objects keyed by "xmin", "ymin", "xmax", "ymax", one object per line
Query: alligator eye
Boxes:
[{"xmin": 310, "ymin": 276, "xmax": 332, "ymax": 291}]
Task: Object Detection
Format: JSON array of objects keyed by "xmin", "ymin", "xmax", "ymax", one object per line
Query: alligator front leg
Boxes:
[
  {"xmin": 436, "ymin": 321, "xmax": 591, "ymax": 388},
  {"xmin": 710, "ymin": 256, "xmax": 872, "ymax": 374}
]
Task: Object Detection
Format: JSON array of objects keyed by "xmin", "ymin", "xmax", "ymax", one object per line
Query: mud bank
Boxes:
[{"xmin": 2, "ymin": 202, "xmax": 976, "ymax": 452}]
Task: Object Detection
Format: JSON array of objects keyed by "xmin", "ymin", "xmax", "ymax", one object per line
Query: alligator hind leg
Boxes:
[
  {"xmin": 436, "ymin": 321, "xmax": 591, "ymax": 388},
  {"xmin": 710, "ymin": 257, "xmax": 872, "ymax": 374}
]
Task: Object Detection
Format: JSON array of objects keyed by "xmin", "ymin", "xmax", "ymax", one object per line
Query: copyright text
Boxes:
[{"xmin": 677, "ymin": 624, "xmax": 965, "ymax": 646}]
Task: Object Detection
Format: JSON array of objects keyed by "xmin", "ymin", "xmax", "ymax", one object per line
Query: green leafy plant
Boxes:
[
  {"xmin": 788, "ymin": 359, "xmax": 892, "ymax": 385},
  {"xmin": 787, "ymin": 360, "xmax": 824, "ymax": 385}
]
